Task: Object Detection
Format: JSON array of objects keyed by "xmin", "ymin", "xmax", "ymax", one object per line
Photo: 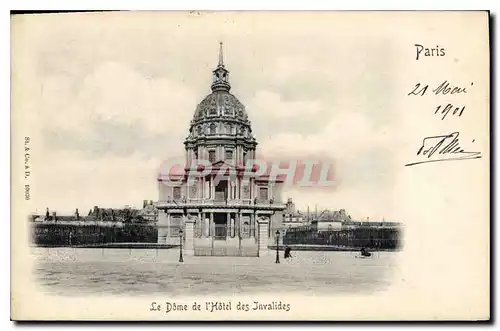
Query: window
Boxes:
[
  {"xmin": 209, "ymin": 123, "xmax": 216, "ymax": 134},
  {"xmin": 225, "ymin": 150, "xmax": 233, "ymax": 161},
  {"xmin": 243, "ymin": 185, "xmax": 250, "ymax": 198},
  {"xmin": 243, "ymin": 151, "xmax": 248, "ymax": 165},
  {"xmin": 209, "ymin": 150, "xmax": 216, "ymax": 163},
  {"xmin": 259, "ymin": 187, "xmax": 268, "ymax": 200},
  {"xmin": 173, "ymin": 187, "xmax": 181, "ymax": 200}
]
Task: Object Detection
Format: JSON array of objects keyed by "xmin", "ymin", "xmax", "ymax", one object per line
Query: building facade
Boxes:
[
  {"xmin": 282, "ymin": 198, "xmax": 308, "ymax": 229},
  {"xmin": 156, "ymin": 43, "xmax": 286, "ymax": 256},
  {"xmin": 310, "ymin": 209, "xmax": 351, "ymax": 232}
]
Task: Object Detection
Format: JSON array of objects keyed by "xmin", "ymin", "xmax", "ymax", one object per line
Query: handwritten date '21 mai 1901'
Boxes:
[{"xmin": 406, "ymin": 80, "xmax": 481, "ymax": 167}]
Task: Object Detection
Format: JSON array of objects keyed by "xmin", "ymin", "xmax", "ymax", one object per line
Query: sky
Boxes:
[{"xmin": 13, "ymin": 12, "xmax": 406, "ymax": 220}]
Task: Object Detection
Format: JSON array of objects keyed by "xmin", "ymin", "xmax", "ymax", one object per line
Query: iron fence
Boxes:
[
  {"xmin": 192, "ymin": 223, "xmax": 256, "ymax": 239},
  {"xmin": 213, "ymin": 224, "xmax": 227, "ymax": 240},
  {"xmin": 31, "ymin": 221, "xmax": 261, "ymax": 247},
  {"xmin": 31, "ymin": 222, "xmax": 158, "ymax": 247},
  {"xmin": 283, "ymin": 227, "xmax": 403, "ymax": 250}
]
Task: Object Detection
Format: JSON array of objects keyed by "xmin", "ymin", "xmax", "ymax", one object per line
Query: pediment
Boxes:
[{"xmin": 210, "ymin": 160, "xmax": 237, "ymax": 169}]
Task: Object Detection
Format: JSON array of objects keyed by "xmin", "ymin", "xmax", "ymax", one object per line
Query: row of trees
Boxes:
[{"xmin": 38, "ymin": 206, "xmax": 153, "ymax": 224}]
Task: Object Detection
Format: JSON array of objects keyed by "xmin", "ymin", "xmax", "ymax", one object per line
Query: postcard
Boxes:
[{"xmin": 10, "ymin": 10, "xmax": 490, "ymax": 321}]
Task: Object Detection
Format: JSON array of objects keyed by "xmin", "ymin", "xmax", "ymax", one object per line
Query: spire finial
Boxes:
[
  {"xmin": 211, "ymin": 41, "xmax": 230, "ymax": 92},
  {"xmin": 218, "ymin": 41, "xmax": 224, "ymax": 66}
]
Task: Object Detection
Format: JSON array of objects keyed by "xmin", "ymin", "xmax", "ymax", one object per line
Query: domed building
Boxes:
[{"xmin": 156, "ymin": 43, "xmax": 285, "ymax": 257}]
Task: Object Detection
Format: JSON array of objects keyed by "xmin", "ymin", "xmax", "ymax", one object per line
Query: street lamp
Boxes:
[
  {"xmin": 179, "ymin": 229, "xmax": 184, "ymax": 263},
  {"xmin": 275, "ymin": 230, "xmax": 280, "ymax": 264}
]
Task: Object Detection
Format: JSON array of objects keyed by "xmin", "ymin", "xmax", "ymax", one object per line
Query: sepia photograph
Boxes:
[{"xmin": 10, "ymin": 10, "xmax": 490, "ymax": 321}]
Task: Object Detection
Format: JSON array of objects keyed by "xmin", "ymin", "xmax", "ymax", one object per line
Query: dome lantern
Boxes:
[{"xmin": 211, "ymin": 42, "xmax": 231, "ymax": 92}]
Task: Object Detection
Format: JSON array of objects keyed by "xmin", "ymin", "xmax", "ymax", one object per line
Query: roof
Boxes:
[
  {"xmin": 342, "ymin": 221, "xmax": 402, "ymax": 227},
  {"xmin": 315, "ymin": 209, "xmax": 351, "ymax": 222}
]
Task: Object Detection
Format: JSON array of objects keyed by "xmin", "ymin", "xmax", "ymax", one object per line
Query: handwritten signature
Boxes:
[{"xmin": 405, "ymin": 132, "xmax": 482, "ymax": 167}]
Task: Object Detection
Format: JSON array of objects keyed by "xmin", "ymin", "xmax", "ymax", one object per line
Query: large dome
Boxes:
[
  {"xmin": 192, "ymin": 91, "xmax": 249, "ymax": 124},
  {"xmin": 185, "ymin": 43, "xmax": 256, "ymax": 144},
  {"xmin": 186, "ymin": 90, "xmax": 255, "ymax": 142}
]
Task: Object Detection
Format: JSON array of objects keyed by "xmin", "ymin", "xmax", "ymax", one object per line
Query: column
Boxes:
[
  {"xmin": 254, "ymin": 179, "xmax": 258, "ymax": 201},
  {"xmin": 198, "ymin": 211, "xmax": 201, "ymax": 236},
  {"xmin": 210, "ymin": 212, "xmax": 214, "ymax": 236},
  {"xmin": 197, "ymin": 178, "xmax": 202, "ymax": 200},
  {"xmin": 167, "ymin": 213, "xmax": 171, "ymax": 240},
  {"xmin": 230, "ymin": 216, "xmax": 235, "ymax": 238},
  {"xmin": 201, "ymin": 212, "xmax": 205, "ymax": 236},
  {"xmin": 249, "ymin": 178, "xmax": 253, "ymax": 200},
  {"xmin": 236, "ymin": 212, "xmax": 241, "ymax": 237},
  {"xmin": 204, "ymin": 215, "xmax": 209, "ymax": 237},
  {"xmin": 184, "ymin": 218, "xmax": 195, "ymax": 256},
  {"xmin": 257, "ymin": 217, "xmax": 270, "ymax": 257},
  {"xmin": 208, "ymin": 178, "xmax": 211, "ymax": 199},
  {"xmin": 237, "ymin": 178, "xmax": 240, "ymax": 200},
  {"xmin": 158, "ymin": 210, "xmax": 168, "ymax": 244},
  {"xmin": 250, "ymin": 213, "xmax": 255, "ymax": 238},
  {"xmin": 226, "ymin": 213, "xmax": 231, "ymax": 238}
]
